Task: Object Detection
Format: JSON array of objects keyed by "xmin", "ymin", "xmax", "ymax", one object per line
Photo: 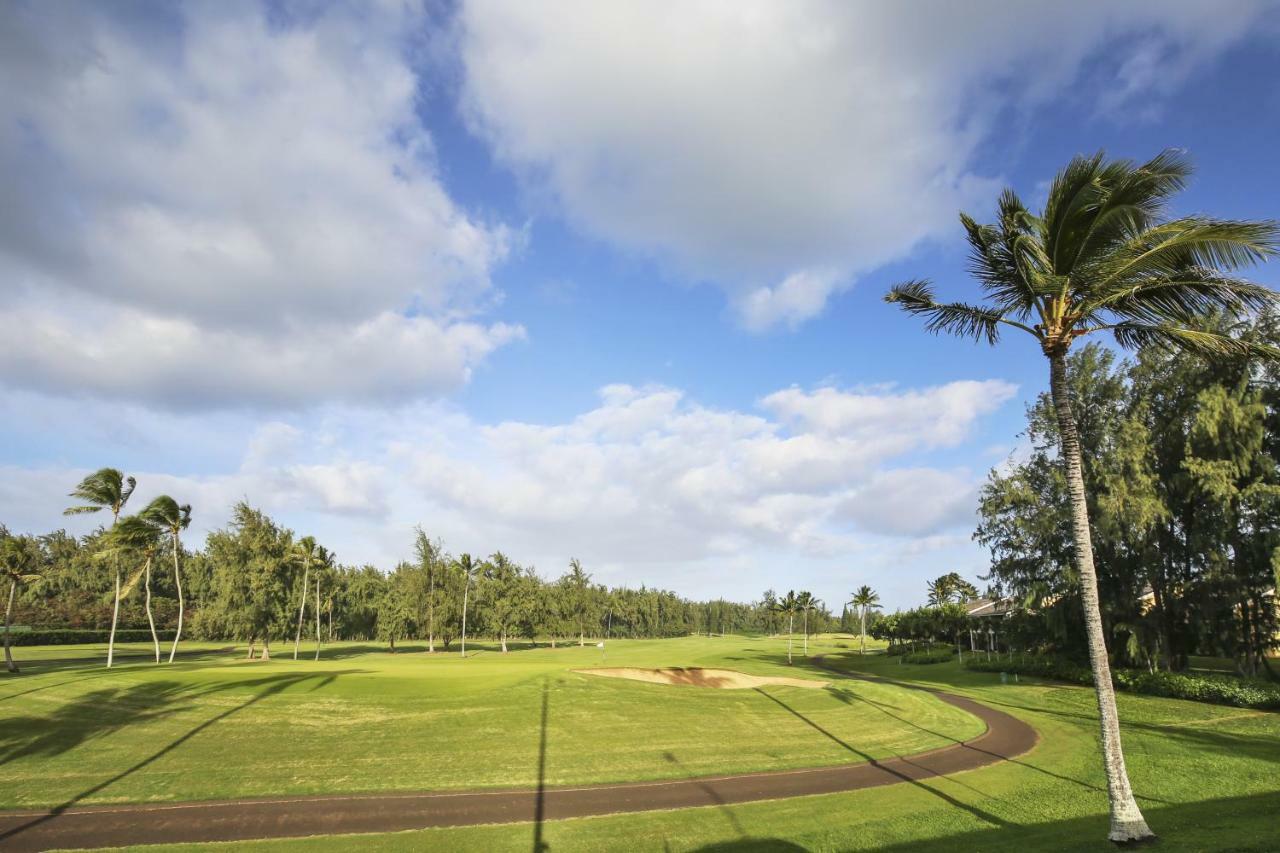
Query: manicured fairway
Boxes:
[{"xmin": 0, "ymin": 635, "xmax": 976, "ymax": 810}]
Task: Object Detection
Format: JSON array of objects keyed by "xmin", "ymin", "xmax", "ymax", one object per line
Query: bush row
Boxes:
[
  {"xmin": 965, "ymin": 656, "xmax": 1280, "ymax": 710},
  {"xmin": 2, "ymin": 628, "xmax": 177, "ymax": 646},
  {"xmin": 902, "ymin": 649, "xmax": 955, "ymax": 664}
]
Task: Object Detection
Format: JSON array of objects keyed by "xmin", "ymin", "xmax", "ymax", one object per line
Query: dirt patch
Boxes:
[{"xmin": 574, "ymin": 667, "xmax": 830, "ymax": 690}]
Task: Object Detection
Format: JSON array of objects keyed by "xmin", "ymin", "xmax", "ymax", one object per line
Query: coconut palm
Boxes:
[
  {"xmin": 64, "ymin": 468, "xmax": 136, "ymax": 668},
  {"xmin": 885, "ymin": 149, "xmax": 1279, "ymax": 843},
  {"xmin": 849, "ymin": 586, "xmax": 880, "ymax": 655},
  {"xmin": 457, "ymin": 553, "xmax": 479, "ymax": 657},
  {"xmin": 1, "ymin": 534, "xmax": 42, "ymax": 673},
  {"xmin": 288, "ymin": 537, "xmax": 331, "ymax": 661},
  {"xmin": 795, "ymin": 591, "xmax": 817, "ymax": 656},
  {"xmin": 139, "ymin": 497, "xmax": 191, "ymax": 663},
  {"xmin": 98, "ymin": 516, "xmax": 164, "ymax": 662},
  {"xmin": 771, "ymin": 590, "xmax": 800, "ymax": 665}
]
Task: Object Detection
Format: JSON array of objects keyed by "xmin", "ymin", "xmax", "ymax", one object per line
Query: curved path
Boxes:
[{"xmin": 0, "ymin": 665, "xmax": 1036, "ymax": 852}]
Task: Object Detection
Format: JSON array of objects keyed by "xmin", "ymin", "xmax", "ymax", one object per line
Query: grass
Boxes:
[
  {"xmin": 0, "ymin": 634, "xmax": 974, "ymax": 810},
  {"xmin": 5, "ymin": 635, "xmax": 1279, "ymax": 851}
]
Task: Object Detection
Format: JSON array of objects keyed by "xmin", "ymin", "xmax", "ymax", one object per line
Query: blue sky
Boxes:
[{"xmin": 1, "ymin": 1, "xmax": 1278, "ymax": 611}]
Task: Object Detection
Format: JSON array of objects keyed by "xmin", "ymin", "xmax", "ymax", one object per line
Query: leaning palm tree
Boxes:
[
  {"xmin": 289, "ymin": 537, "xmax": 329, "ymax": 661},
  {"xmin": 796, "ymin": 591, "xmax": 816, "ymax": 656},
  {"xmin": 64, "ymin": 468, "xmax": 136, "ymax": 668},
  {"xmin": 139, "ymin": 496, "xmax": 191, "ymax": 664},
  {"xmin": 771, "ymin": 591, "xmax": 800, "ymax": 665},
  {"xmin": 886, "ymin": 149, "xmax": 1279, "ymax": 844},
  {"xmin": 457, "ymin": 553, "xmax": 479, "ymax": 657},
  {"xmin": 1, "ymin": 534, "xmax": 42, "ymax": 673},
  {"xmin": 850, "ymin": 585, "xmax": 880, "ymax": 655},
  {"xmin": 98, "ymin": 516, "xmax": 164, "ymax": 662}
]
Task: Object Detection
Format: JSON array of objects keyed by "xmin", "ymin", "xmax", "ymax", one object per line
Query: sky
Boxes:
[{"xmin": 2, "ymin": 0, "xmax": 1279, "ymax": 612}]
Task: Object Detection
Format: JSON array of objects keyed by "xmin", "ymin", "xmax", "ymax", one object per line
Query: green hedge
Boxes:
[
  {"xmin": 902, "ymin": 649, "xmax": 955, "ymax": 664},
  {"xmin": 965, "ymin": 656, "xmax": 1280, "ymax": 710},
  {"xmin": 2, "ymin": 628, "xmax": 176, "ymax": 646}
]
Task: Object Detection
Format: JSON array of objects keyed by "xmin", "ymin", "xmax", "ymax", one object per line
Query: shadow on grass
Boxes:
[{"xmin": 0, "ymin": 669, "xmax": 362, "ymax": 847}]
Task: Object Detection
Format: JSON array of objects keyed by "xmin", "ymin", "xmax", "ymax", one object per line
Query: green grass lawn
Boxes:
[
  {"xmin": 5, "ymin": 635, "xmax": 1279, "ymax": 852},
  {"xmin": 0, "ymin": 634, "xmax": 974, "ymax": 811}
]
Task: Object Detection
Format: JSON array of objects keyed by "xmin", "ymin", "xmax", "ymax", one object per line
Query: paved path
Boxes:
[{"xmin": 0, "ymin": 666, "xmax": 1036, "ymax": 852}]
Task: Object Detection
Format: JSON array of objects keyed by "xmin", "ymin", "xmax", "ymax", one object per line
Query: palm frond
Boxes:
[
  {"xmin": 1084, "ymin": 268, "xmax": 1279, "ymax": 325},
  {"xmin": 885, "ymin": 280, "xmax": 1008, "ymax": 345},
  {"xmin": 1095, "ymin": 218, "xmax": 1280, "ymax": 287},
  {"xmin": 1110, "ymin": 323, "xmax": 1280, "ymax": 360}
]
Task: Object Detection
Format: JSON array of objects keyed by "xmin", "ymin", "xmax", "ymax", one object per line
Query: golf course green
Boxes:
[{"xmin": 2, "ymin": 635, "xmax": 1278, "ymax": 851}]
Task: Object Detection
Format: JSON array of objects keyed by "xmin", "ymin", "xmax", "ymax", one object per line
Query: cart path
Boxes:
[{"xmin": 0, "ymin": 664, "xmax": 1037, "ymax": 852}]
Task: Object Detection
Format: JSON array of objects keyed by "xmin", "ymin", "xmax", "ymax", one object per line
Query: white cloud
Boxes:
[
  {"xmin": 456, "ymin": 0, "xmax": 1269, "ymax": 329},
  {"xmin": 0, "ymin": 1, "xmax": 519, "ymax": 408}
]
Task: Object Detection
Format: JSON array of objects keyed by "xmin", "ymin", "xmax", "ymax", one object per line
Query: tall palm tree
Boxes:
[
  {"xmin": 796, "ymin": 591, "xmax": 816, "ymax": 656},
  {"xmin": 139, "ymin": 497, "xmax": 191, "ymax": 664},
  {"xmin": 99, "ymin": 516, "xmax": 164, "ymax": 663},
  {"xmin": 289, "ymin": 537, "xmax": 330, "ymax": 661},
  {"xmin": 64, "ymin": 468, "xmax": 136, "ymax": 668},
  {"xmin": 886, "ymin": 149, "xmax": 1279, "ymax": 844},
  {"xmin": 457, "ymin": 553, "xmax": 479, "ymax": 657},
  {"xmin": 850, "ymin": 585, "xmax": 880, "ymax": 655},
  {"xmin": 1, "ymin": 534, "xmax": 42, "ymax": 673},
  {"xmin": 771, "ymin": 591, "xmax": 800, "ymax": 665}
]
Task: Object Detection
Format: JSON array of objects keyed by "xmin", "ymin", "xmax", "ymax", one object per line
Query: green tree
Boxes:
[
  {"xmin": 63, "ymin": 468, "xmax": 136, "ymax": 667},
  {"xmin": 886, "ymin": 149, "xmax": 1279, "ymax": 843},
  {"xmin": 456, "ymin": 553, "xmax": 480, "ymax": 657},
  {"xmin": 796, "ymin": 591, "xmax": 817, "ymax": 656},
  {"xmin": 97, "ymin": 516, "xmax": 164, "ymax": 662},
  {"xmin": 139, "ymin": 497, "xmax": 191, "ymax": 663},
  {"xmin": 771, "ymin": 590, "xmax": 800, "ymax": 665},
  {"xmin": 1, "ymin": 533, "xmax": 42, "ymax": 673},
  {"xmin": 566, "ymin": 558, "xmax": 592, "ymax": 646},
  {"xmin": 849, "ymin": 585, "xmax": 880, "ymax": 654}
]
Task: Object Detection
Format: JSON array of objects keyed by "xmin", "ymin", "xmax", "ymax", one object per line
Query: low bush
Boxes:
[
  {"xmin": 3, "ymin": 628, "xmax": 176, "ymax": 646},
  {"xmin": 966, "ymin": 656, "xmax": 1280, "ymax": 710},
  {"xmin": 902, "ymin": 649, "xmax": 954, "ymax": 664}
]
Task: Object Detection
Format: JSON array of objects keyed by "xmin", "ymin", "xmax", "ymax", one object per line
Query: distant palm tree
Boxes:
[
  {"xmin": 771, "ymin": 591, "xmax": 800, "ymax": 665},
  {"xmin": 64, "ymin": 468, "xmax": 136, "ymax": 668},
  {"xmin": 849, "ymin": 586, "xmax": 880, "ymax": 655},
  {"xmin": 139, "ymin": 497, "xmax": 191, "ymax": 663},
  {"xmin": 796, "ymin": 591, "xmax": 817, "ymax": 656},
  {"xmin": 457, "ymin": 553, "xmax": 479, "ymax": 657},
  {"xmin": 886, "ymin": 149, "xmax": 1279, "ymax": 844},
  {"xmin": 1, "ymin": 534, "xmax": 42, "ymax": 673},
  {"xmin": 289, "ymin": 537, "xmax": 331, "ymax": 661}
]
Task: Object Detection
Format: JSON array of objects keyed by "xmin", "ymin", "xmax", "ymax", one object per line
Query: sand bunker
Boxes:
[{"xmin": 575, "ymin": 666, "xmax": 830, "ymax": 690}]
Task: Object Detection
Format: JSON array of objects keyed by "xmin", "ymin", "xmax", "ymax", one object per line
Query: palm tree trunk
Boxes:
[
  {"xmin": 860, "ymin": 607, "xmax": 867, "ymax": 655},
  {"xmin": 294, "ymin": 564, "xmax": 309, "ymax": 661},
  {"xmin": 461, "ymin": 579, "xmax": 469, "ymax": 657},
  {"xmin": 260, "ymin": 635, "xmax": 270, "ymax": 660},
  {"xmin": 168, "ymin": 537, "xmax": 184, "ymax": 664},
  {"xmin": 427, "ymin": 571, "xmax": 435, "ymax": 653},
  {"xmin": 1049, "ymin": 351, "xmax": 1153, "ymax": 843},
  {"xmin": 501, "ymin": 629, "xmax": 507, "ymax": 653},
  {"xmin": 108, "ymin": 570, "xmax": 121, "ymax": 669},
  {"xmin": 144, "ymin": 557, "xmax": 159, "ymax": 663},
  {"xmin": 778, "ymin": 612, "xmax": 788, "ymax": 666},
  {"xmin": 315, "ymin": 579, "xmax": 321, "ymax": 661},
  {"xmin": 4, "ymin": 580, "xmax": 18, "ymax": 673}
]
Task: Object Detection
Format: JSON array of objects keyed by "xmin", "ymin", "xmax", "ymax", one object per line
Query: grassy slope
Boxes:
[
  {"xmin": 0, "ymin": 635, "xmax": 978, "ymax": 810},
  {"xmin": 84, "ymin": 641, "xmax": 1280, "ymax": 853}
]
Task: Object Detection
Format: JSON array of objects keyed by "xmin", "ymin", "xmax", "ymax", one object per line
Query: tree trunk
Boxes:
[
  {"xmin": 168, "ymin": 537, "xmax": 184, "ymax": 664},
  {"xmin": 143, "ymin": 557, "xmax": 159, "ymax": 663},
  {"xmin": 427, "ymin": 569, "xmax": 435, "ymax": 653},
  {"xmin": 294, "ymin": 564, "xmax": 309, "ymax": 661},
  {"xmin": 461, "ymin": 579, "xmax": 469, "ymax": 657},
  {"xmin": 315, "ymin": 579, "xmax": 321, "ymax": 661},
  {"xmin": 108, "ymin": 570, "xmax": 121, "ymax": 669},
  {"xmin": 859, "ymin": 607, "xmax": 867, "ymax": 655},
  {"xmin": 501, "ymin": 629, "xmax": 508, "ymax": 653},
  {"xmin": 579, "ymin": 628, "xmax": 584, "ymax": 647},
  {"xmin": 778, "ymin": 612, "xmax": 788, "ymax": 666},
  {"xmin": 246, "ymin": 639, "xmax": 255, "ymax": 659},
  {"xmin": 803, "ymin": 610, "xmax": 809, "ymax": 655},
  {"xmin": 328, "ymin": 606, "xmax": 334, "ymax": 643},
  {"xmin": 260, "ymin": 636, "xmax": 270, "ymax": 660},
  {"xmin": 1049, "ymin": 351, "xmax": 1153, "ymax": 843},
  {"xmin": 4, "ymin": 580, "xmax": 17, "ymax": 673}
]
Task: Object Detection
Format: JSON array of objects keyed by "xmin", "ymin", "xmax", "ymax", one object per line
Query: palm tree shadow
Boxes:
[
  {"xmin": 662, "ymin": 751, "xmax": 747, "ymax": 839},
  {"xmin": 533, "ymin": 676, "xmax": 550, "ymax": 853},
  {"xmin": 754, "ymin": 688, "xmax": 1012, "ymax": 829},
  {"xmin": 0, "ymin": 670, "xmax": 356, "ymax": 846}
]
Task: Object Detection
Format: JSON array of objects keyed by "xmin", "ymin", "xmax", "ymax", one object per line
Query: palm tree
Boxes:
[
  {"xmin": 771, "ymin": 591, "xmax": 800, "ymax": 665},
  {"xmin": 796, "ymin": 591, "xmax": 816, "ymax": 656},
  {"xmin": 885, "ymin": 149, "xmax": 1279, "ymax": 844},
  {"xmin": 457, "ymin": 553, "xmax": 479, "ymax": 657},
  {"xmin": 850, "ymin": 585, "xmax": 880, "ymax": 655},
  {"xmin": 99, "ymin": 516, "xmax": 163, "ymax": 662},
  {"xmin": 1, "ymin": 534, "xmax": 42, "ymax": 673},
  {"xmin": 64, "ymin": 468, "xmax": 136, "ymax": 668},
  {"xmin": 289, "ymin": 537, "xmax": 330, "ymax": 661},
  {"xmin": 139, "ymin": 497, "xmax": 191, "ymax": 663}
]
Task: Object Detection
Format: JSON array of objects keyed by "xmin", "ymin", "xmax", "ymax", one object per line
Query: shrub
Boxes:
[
  {"xmin": 5, "ymin": 628, "xmax": 176, "ymax": 646},
  {"xmin": 965, "ymin": 656, "xmax": 1280, "ymax": 710},
  {"xmin": 902, "ymin": 649, "xmax": 954, "ymax": 664}
]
